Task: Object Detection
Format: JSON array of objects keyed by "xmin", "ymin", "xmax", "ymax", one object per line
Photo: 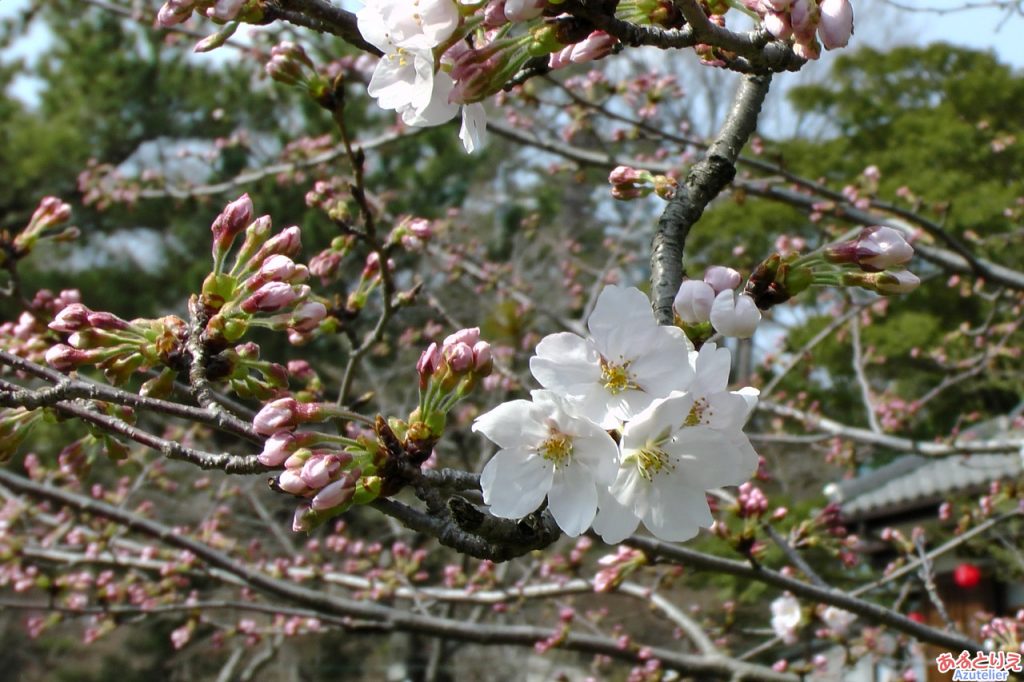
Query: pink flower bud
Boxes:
[
  {"xmin": 45, "ymin": 344, "xmax": 87, "ymax": 371},
  {"xmin": 241, "ymin": 282, "xmax": 303, "ymax": 314},
  {"xmin": 764, "ymin": 12, "xmax": 792, "ymax": 39},
  {"xmin": 258, "ymin": 432, "xmax": 299, "ymax": 467},
  {"xmin": 569, "ymin": 31, "xmax": 617, "ymax": 64},
  {"xmin": 703, "ymin": 265, "xmax": 742, "ymax": 294},
  {"xmin": 211, "ymin": 194, "xmax": 253, "ymax": 255},
  {"xmin": 252, "ymin": 397, "xmax": 320, "ymax": 435},
  {"xmin": 311, "ymin": 475, "xmax": 357, "ymax": 511},
  {"xmin": 289, "ymin": 301, "xmax": 327, "ymax": 333},
  {"xmin": 86, "ymin": 311, "xmax": 132, "ymax": 331},
  {"xmin": 504, "ymin": 0, "xmax": 546, "ymax": 22},
  {"xmin": 417, "ymin": 342, "xmax": 441, "ymax": 380},
  {"xmin": 407, "ymin": 218, "xmax": 432, "ymax": 240},
  {"xmin": 49, "ymin": 303, "xmax": 91, "ymax": 333},
  {"xmin": 857, "ymin": 226, "xmax": 914, "ymax": 270},
  {"xmin": 472, "ymin": 341, "xmax": 493, "ymax": 373},
  {"xmin": 446, "ymin": 342, "xmax": 475, "ymax": 373},
  {"xmin": 300, "ymin": 454, "xmax": 342, "ymax": 489},
  {"xmin": 609, "ymin": 165, "xmax": 646, "ymax": 185},
  {"xmin": 156, "ymin": 0, "xmax": 194, "ymax": 26},
  {"xmin": 443, "ymin": 327, "xmax": 481, "ymax": 348},
  {"xmin": 874, "ymin": 270, "xmax": 920, "ymax": 294},
  {"xmin": 309, "ymin": 249, "xmax": 341, "ymax": 283},
  {"xmin": 673, "ymin": 279, "xmax": 715, "ymax": 324},
  {"xmin": 818, "ymin": 0, "xmax": 853, "ymax": 50},
  {"xmin": 292, "ymin": 504, "xmax": 314, "ymax": 532},
  {"xmin": 277, "ymin": 469, "xmax": 308, "ymax": 494}
]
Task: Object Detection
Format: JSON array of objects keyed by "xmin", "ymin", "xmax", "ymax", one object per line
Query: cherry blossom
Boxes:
[
  {"xmin": 475, "ymin": 390, "xmax": 618, "ymax": 536},
  {"xmin": 530, "ymin": 285, "xmax": 694, "ymax": 429},
  {"xmin": 771, "ymin": 593, "xmax": 803, "ymax": 644}
]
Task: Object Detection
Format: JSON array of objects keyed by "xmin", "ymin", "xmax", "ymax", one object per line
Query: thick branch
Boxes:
[
  {"xmin": 625, "ymin": 535, "xmax": 984, "ymax": 653},
  {"xmin": 650, "ymin": 73, "xmax": 771, "ymax": 323},
  {"xmin": 264, "ymin": 0, "xmax": 381, "ymax": 55}
]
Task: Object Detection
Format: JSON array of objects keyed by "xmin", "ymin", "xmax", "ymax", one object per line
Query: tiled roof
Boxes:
[{"xmin": 830, "ymin": 453, "xmax": 1023, "ymax": 521}]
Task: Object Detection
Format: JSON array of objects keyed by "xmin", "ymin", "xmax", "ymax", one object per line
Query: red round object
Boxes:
[
  {"xmin": 907, "ymin": 612, "xmax": 926, "ymax": 624},
  {"xmin": 953, "ymin": 563, "xmax": 982, "ymax": 589}
]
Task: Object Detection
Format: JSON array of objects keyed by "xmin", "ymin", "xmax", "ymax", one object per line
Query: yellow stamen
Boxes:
[
  {"xmin": 600, "ymin": 358, "xmax": 636, "ymax": 395},
  {"xmin": 540, "ymin": 433, "xmax": 573, "ymax": 469}
]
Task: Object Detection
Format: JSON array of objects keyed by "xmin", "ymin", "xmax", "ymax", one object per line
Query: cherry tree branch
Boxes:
[
  {"xmin": 651, "ymin": 73, "xmax": 772, "ymax": 323},
  {"xmin": 625, "ymin": 535, "xmax": 984, "ymax": 653},
  {"xmin": 0, "ymin": 350, "xmax": 258, "ymax": 442},
  {"xmin": 0, "ymin": 467, "xmax": 796, "ymax": 681},
  {"xmin": 758, "ymin": 399, "xmax": 1024, "ymax": 456},
  {"xmin": 263, "ymin": 0, "xmax": 381, "ymax": 55}
]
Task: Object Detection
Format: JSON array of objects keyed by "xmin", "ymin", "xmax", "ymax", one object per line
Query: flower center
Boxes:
[
  {"xmin": 684, "ymin": 397, "xmax": 713, "ymax": 427},
  {"xmin": 631, "ymin": 443, "xmax": 673, "ymax": 481},
  {"xmin": 600, "ymin": 358, "xmax": 636, "ymax": 395},
  {"xmin": 539, "ymin": 432, "xmax": 573, "ymax": 468}
]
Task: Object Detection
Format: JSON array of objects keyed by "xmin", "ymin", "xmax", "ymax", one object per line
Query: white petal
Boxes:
[
  {"xmin": 588, "ymin": 286, "xmax": 659, "ymax": 360},
  {"xmin": 620, "ymin": 393, "xmax": 693, "ymax": 451},
  {"xmin": 610, "ymin": 464, "xmax": 652, "ymax": 518},
  {"xmin": 547, "ymin": 465, "xmax": 597, "ymax": 536},
  {"xmin": 530, "ymin": 332, "xmax": 601, "ymax": 392},
  {"xmin": 459, "ymin": 103, "xmax": 487, "ymax": 153},
  {"xmin": 630, "ymin": 326, "xmax": 694, "ymax": 396},
  {"xmin": 473, "ymin": 399, "xmax": 546, "ymax": 449},
  {"xmin": 480, "ymin": 448, "xmax": 552, "ymax": 518},
  {"xmin": 670, "ymin": 425, "xmax": 755, "ymax": 490},
  {"xmin": 643, "ymin": 482, "xmax": 711, "ymax": 542},
  {"xmin": 692, "ymin": 342, "xmax": 732, "ymax": 395},
  {"xmin": 569, "ymin": 431, "xmax": 619, "ymax": 485},
  {"xmin": 706, "ymin": 391, "xmax": 750, "ymax": 431},
  {"xmin": 593, "ymin": 488, "xmax": 640, "ymax": 543},
  {"xmin": 735, "ymin": 386, "xmax": 759, "ymax": 420},
  {"xmin": 401, "ymin": 70, "xmax": 458, "ymax": 126}
]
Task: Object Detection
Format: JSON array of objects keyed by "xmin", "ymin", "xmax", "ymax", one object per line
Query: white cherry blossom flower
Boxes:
[
  {"xmin": 530, "ymin": 285, "xmax": 694, "ymax": 429},
  {"xmin": 596, "ymin": 343, "xmax": 759, "ymax": 543},
  {"xmin": 821, "ymin": 605, "xmax": 856, "ymax": 636},
  {"xmin": 378, "ymin": 0, "xmax": 460, "ymax": 48},
  {"xmin": 475, "ymin": 390, "xmax": 618, "ymax": 536},
  {"xmin": 771, "ymin": 593, "xmax": 803, "ymax": 644}
]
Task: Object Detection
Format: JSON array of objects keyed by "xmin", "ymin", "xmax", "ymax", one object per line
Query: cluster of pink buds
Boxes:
[
  {"xmin": 412, "ymin": 328, "xmax": 493, "ymax": 439},
  {"xmin": 745, "ymin": 226, "xmax": 918, "ymax": 309},
  {"xmin": 674, "ymin": 265, "xmax": 761, "ymax": 343},
  {"xmin": 389, "ymin": 216, "xmax": 434, "ymax": 252},
  {"xmin": 202, "ymin": 195, "xmax": 329, "ymax": 345},
  {"xmin": 156, "ymin": 0, "xmax": 256, "ymax": 28},
  {"xmin": 252, "ymin": 399, "xmax": 386, "ymax": 529},
  {"xmin": 0, "ymin": 288, "xmax": 81, "ymax": 364},
  {"xmin": 6, "ymin": 196, "xmax": 78, "ymax": 261},
  {"xmin": 593, "ymin": 546, "xmax": 647, "ymax": 592},
  {"xmin": 608, "ymin": 166, "xmax": 678, "ymax": 201},
  {"xmin": 753, "ymin": 0, "xmax": 854, "ymax": 60},
  {"xmin": 736, "ymin": 482, "xmax": 769, "ymax": 518},
  {"xmin": 45, "ymin": 303, "xmax": 188, "ymax": 385}
]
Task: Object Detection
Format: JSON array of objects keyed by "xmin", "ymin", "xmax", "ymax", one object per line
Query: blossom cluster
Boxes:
[
  {"xmin": 253, "ymin": 327, "xmax": 494, "ymax": 531},
  {"xmin": 354, "ymin": 0, "xmax": 619, "ymax": 153},
  {"xmin": 474, "ymin": 285, "xmax": 760, "ymax": 543},
  {"xmin": 752, "ymin": 0, "xmax": 854, "ymax": 60},
  {"xmin": 202, "ymin": 194, "xmax": 329, "ymax": 346}
]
